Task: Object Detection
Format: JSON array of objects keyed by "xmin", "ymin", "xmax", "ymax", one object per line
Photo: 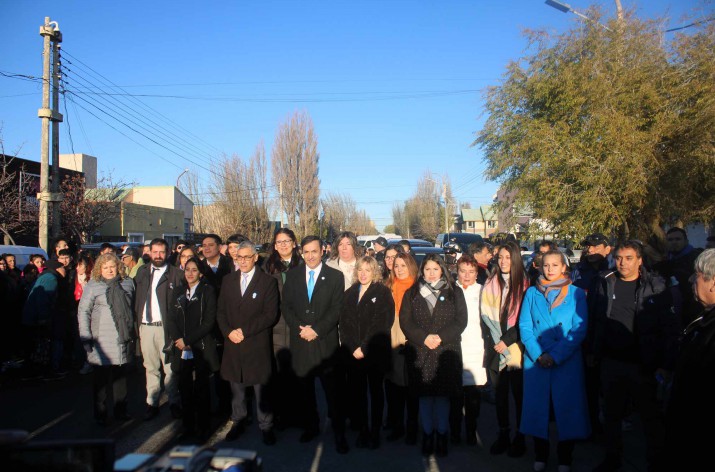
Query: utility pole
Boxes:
[
  {"xmin": 50, "ymin": 24, "xmax": 63, "ymax": 240},
  {"xmin": 37, "ymin": 17, "xmax": 63, "ymax": 252}
]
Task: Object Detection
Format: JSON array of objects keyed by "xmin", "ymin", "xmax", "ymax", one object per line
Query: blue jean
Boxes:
[{"xmin": 419, "ymin": 396, "xmax": 449, "ymax": 434}]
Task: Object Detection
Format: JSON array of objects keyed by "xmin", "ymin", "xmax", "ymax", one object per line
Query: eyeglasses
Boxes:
[
  {"xmin": 385, "ymin": 256, "xmax": 396, "ymax": 261},
  {"xmin": 176, "ymin": 245, "xmax": 185, "ymax": 250},
  {"xmin": 275, "ymin": 240, "xmax": 293, "ymax": 245},
  {"xmin": 235, "ymin": 255, "xmax": 256, "ymax": 262}
]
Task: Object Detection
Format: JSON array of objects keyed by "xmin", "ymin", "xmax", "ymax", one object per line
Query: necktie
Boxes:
[
  {"xmin": 241, "ymin": 273, "xmax": 249, "ymax": 296},
  {"xmin": 307, "ymin": 270, "xmax": 315, "ymax": 302},
  {"xmin": 146, "ymin": 268, "xmax": 157, "ymax": 323}
]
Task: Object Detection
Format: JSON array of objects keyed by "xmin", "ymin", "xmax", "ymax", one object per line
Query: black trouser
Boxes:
[
  {"xmin": 93, "ymin": 365, "xmax": 128, "ymax": 419},
  {"xmin": 299, "ymin": 365, "xmax": 345, "ymax": 436},
  {"xmin": 384, "ymin": 379, "xmax": 419, "ymax": 432},
  {"xmin": 345, "ymin": 360, "xmax": 384, "ymax": 434},
  {"xmin": 450, "ymin": 385, "xmax": 483, "ymax": 436},
  {"xmin": 178, "ymin": 355, "xmax": 211, "ymax": 432},
  {"xmin": 214, "ymin": 344, "xmax": 232, "ymax": 416},
  {"xmin": 600, "ymin": 358, "xmax": 665, "ymax": 466},
  {"xmin": 534, "ymin": 437, "xmax": 575, "ymax": 465},
  {"xmin": 488, "ymin": 368, "xmax": 523, "ymax": 431}
]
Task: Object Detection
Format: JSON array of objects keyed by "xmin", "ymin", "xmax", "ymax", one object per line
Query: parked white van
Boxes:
[{"xmin": 0, "ymin": 245, "xmax": 49, "ymax": 269}]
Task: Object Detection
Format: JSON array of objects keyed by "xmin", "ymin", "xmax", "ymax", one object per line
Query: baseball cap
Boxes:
[
  {"xmin": 581, "ymin": 233, "xmax": 609, "ymax": 246},
  {"xmin": 374, "ymin": 237, "xmax": 388, "ymax": 247}
]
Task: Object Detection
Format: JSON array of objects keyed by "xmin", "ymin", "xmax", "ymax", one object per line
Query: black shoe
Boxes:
[
  {"xmin": 225, "ymin": 420, "xmax": 246, "ymax": 441},
  {"xmin": 335, "ymin": 435, "xmax": 349, "ymax": 454},
  {"xmin": 386, "ymin": 426, "xmax": 405, "ymax": 442},
  {"xmin": 436, "ymin": 432, "xmax": 449, "ymax": 457},
  {"xmin": 465, "ymin": 430, "xmax": 477, "ymax": 446},
  {"xmin": 490, "ymin": 430, "xmax": 510, "ymax": 455},
  {"xmin": 507, "ymin": 432, "xmax": 526, "ymax": 457},
  {"xmin": 355, "ymin": 430, "xmax": 370, "ymax": 448},
  {"xmin": 369, "ymin": 429, "xmax": 381, "ymax": 450},
  {"xmin": 177, "ymin": 428, "xmax": 196, "ymax": 442},
  {"xmin": 450, "ymin": 430, "xmax": 461, "ymax": 445},
  {"xmin": 262, "ymin": 429, "xmax": 277, "ymax": 446},
  {"xmin": 422, "ymin": 431, "xmax": 435, "ymax": 456},
  {"xmin": 143, "ymin": 405, "xmax": 160, "ymax": 421},
  {"xmin": 114, "ymin": 404, "xmax": 131, "ymax": 421},
  {"xmin": 197, "ymin": 429, "xmax": 210, "ymax": 444},
  {"xmin": 299, "ymin": 428, "xmax": 319, "ymax": 443},
  {"xmin": 593, "ymin": 456, "xmax": 622, "ymax": 472},
  {"xmin": 170, "ymin": 404, "xmax": 183, "ymax": 420}
]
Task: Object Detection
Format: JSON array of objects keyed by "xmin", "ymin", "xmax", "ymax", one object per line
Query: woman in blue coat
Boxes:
[{"xmin": 519, "ymin": 250, "xmax": 590, "ymax": 472}]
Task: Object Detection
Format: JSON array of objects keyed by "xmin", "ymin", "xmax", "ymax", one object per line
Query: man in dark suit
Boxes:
[
  {"xmin": 282, "ymin": 235, "xmax": 349, "ymax": 454},
  {"xmin": 217, "ymin": 241, "xmax": 280, "ymax": 446},
  {"xmin": 134, "ymin": 238, "xmax": 185, "ymax": 420},
  {"xmin": 198, "ymin": 234, "xmax": 233, "ymax": 294}
]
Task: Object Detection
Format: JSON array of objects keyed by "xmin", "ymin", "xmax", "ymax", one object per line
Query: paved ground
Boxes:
[{"xmin": 0, "ymin": 362, "xmax": 651, "ymax": 472}]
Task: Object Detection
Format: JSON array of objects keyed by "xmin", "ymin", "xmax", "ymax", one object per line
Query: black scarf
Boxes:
[{"xmin": 103, "ymin": 276, "xmax": 135, "ymax": 344}]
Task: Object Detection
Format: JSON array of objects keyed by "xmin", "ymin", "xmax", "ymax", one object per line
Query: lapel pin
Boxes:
[
  {"xmin": 439, "ymin": 296, "xmax": 445, "ymax": 301},
  {"xmin": 252, "ymin": 292, "xmax": 257, "ymax": 299},
  {"xmin": 371, "ymin": 297, "xmax": 377, "ymax": 303},
  {"xmin": 321, "ymin": 276, "xmax": 325, "ymax": 280},
  {"xmin": 169, "ymin": 283, "xmax": 174, "ymax": 289}
]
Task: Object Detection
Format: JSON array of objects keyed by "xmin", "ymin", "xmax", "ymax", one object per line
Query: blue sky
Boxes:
[{"xmin": 0, "ymin": 0, "xmax": 706, "ymax": 231}]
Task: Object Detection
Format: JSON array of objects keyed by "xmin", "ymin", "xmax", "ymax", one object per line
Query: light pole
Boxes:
[
  {"xmin": 176, "ymin": 168, "xmax": 189, "ymax": 188},
  {"xmin": 545, "ymin": 0, "xmax": 612, "ymax": 31},
  {"xmin": 426, "ymin": 175, "xmax": 450, "ymax": 235}
]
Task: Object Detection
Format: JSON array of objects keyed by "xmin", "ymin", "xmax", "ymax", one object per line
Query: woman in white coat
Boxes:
[
  {"xmin": 450, "ymin": 255, "xmax": 488, "ymax": 446},
  {"xmin": 519, "ymin": 250, "xmax": 590, "ymax": 472}
]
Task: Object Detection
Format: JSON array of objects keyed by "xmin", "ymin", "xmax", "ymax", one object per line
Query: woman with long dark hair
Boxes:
[
  {"xmin": 326, "ymin": 231, "xmax": 362, "ymax": 290},
  {"xmin": 480, "ymin": 241, "xmax": 529, "ymax": 458},
  {"xmin": 400, "ymin": 254, "xmax": 467, "ymax": 457},
  {"xmin": 167, "ymin": 257, "xmax": 219, "ymax": 442}
]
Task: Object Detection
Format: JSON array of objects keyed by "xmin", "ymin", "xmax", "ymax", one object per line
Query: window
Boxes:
[
  {"xmin": 163, "ymin": 234, "xmax": 182, "ymax": 247},
  {"xmin": 487, "ymin": 220, "xmax": 497, "ymax": 229},
  {"xmin": 467, "ymin": 221, "xmax": 474, "ymax": 229},
  {"xmin": 127, "ymin": 233, "xmax": 144, "ymax": 243}
]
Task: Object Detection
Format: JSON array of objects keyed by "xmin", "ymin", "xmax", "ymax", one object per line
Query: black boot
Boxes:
[
  {"xmin": 490, "ymin": 429, "xmax": 511, "ymax": 455},
  {"xmin": 406, "ymin": 422, "xmax": 418, "ymax": 445},
  {"xmin": 421, "ymin": 431, "xmax": 435, "ymax": 456},
  {"xmin": 436, "ymin": 432, "xmax": 449, "ymax": 457},
  {"xmin": 369, "ymin": 426, "xmax": 381, "ymax": 450},
  {"xmin": 465, "ymin": 425, "xmax": 477, "ymax": 446},
  {"xmin": 508, "ymin": 432, "xmax": 526, "ymax": 457}
]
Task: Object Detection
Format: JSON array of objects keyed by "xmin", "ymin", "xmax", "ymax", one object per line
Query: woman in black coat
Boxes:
[
  {"xmin": 400, "ymin": 254, "xmax": 467, "ymax": 458},
  {"xmin": 340, "ymin": 256, "xmax": 394, "ymax": 449},
  {"xmin": 167, "ymin": 257, "xmax": 219, "ymax": 442}
]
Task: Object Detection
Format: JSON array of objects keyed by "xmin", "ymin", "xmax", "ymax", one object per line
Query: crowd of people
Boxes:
[{"xmin": 1, "ymin": 227, "xmax": 714, "ymax": 472}]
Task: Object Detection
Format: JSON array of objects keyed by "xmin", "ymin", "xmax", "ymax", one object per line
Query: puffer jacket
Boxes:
[{"xmin": 77, "ymin": 277, "xmax": 136, "ymax": 366}]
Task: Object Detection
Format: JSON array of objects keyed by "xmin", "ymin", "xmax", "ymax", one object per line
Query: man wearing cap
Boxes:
[
  {"xmin": 373, "ymin": 237, "xmax": 388, "ymax": 265},
  {"xmin": 588, "ymin": 241, "xmax": 677, "ymax": 472},
  {"xmin": 571, "ymin": 233, "xmax": 613, "ymax": 293}
]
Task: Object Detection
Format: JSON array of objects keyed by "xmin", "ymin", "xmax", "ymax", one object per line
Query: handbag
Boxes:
[{"xmin": 505, "ymin": 342, "xmax": 523, "ymax": 370}]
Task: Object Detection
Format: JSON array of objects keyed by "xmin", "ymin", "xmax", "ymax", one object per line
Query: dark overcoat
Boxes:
[
  {"xmin": 399, "ymin": 282, "xmax": 467, "ymax": 396},
  {"xmin": 166, "ymin": 280, "xmax": 220, "ymax": 373},
  {"xmin": 217, "ymin": 269, "xmax": 279, "ymax": 385},
  {"xmin": 339, "ymin": 282, "xmax": 394, "ymax": 372},
  {"xmin": 134, "ymin": 263, "xmax": 184, "ymax": 361},
  {"xmin": 281, "ymin": 263, "xmax": 344, "ymax": 377}
]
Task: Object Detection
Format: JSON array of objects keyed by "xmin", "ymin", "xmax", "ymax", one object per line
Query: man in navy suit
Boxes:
[{"xmin": 282, "ymin": 235, "xmax": 349, "ymax": 454}]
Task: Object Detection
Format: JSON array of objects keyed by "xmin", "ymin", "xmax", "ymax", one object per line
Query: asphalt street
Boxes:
[{"xmin": 0, "ymin": 363, "xmax": 650, "ymax": 472}]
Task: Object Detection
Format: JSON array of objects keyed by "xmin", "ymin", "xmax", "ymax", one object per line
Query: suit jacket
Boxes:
[
  {"xmin": 199, "ymin": 255, "xmax": 233, "ymax": 296},
  {"xmin": 281, "ymin": 263, "xmax": 345, "ymax": 377},
  {"xmin": 217, "ymin": 269, "xmax": 279, "ymax": 385},
  {"xmin": 134, "ymin": 263, "xmax": 184, "ymax": 360}
]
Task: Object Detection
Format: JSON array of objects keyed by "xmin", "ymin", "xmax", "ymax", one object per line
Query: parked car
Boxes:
[
  {"xmin": 435, "ymin": 233, "xmax": 484, "ymax": 254},
  {"xmin": 386, "ymin": 238, "xmax": 433, "ymax": 248},
  {"xmin": 80, "ymin": 241, "xmax": 144, "ymax": 255},
  {"xmin": 0, "ymin": 245, "xmax": 49, "ymax": 269}
]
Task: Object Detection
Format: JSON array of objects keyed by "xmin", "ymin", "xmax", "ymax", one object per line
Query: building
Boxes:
[{"xmin": 460, "ymin": 206, "xmax": 498, "ymax": 238}]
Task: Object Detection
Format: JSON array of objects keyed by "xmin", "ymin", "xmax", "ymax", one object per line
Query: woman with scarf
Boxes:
[
  {"xmin": 77, "ymin": 253, "xmax": 135, "ymax": 425},
  {"xmin": 384, "ymin": 252, "xmax": 420, "ymax": 444},
  {"xmin": 480, "ymin": 241, "xmax": 529, "ymax": 457},
  {"xmin": 167, "ymin": 257, "xmax": 219, "ymax": 443},
  {"xmin": 519, "ymin": 250, "xmax": 589, "ymax": 472},
  {"xmin": 400, "ymin": 254, "xmax": 467, "ymax": 457}
]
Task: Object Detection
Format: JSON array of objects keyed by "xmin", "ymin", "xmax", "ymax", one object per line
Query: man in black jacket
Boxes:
[
  {"xmin": 589, "ymin": 241, "xmax": 678, "ymax": 472},
  {"xmin": 281, "ymin": 235, "xmax": 349, "ymax": 454},
  {"xmin": 134, "ymin": 238, "xmax": 185, "ymax": 421}
]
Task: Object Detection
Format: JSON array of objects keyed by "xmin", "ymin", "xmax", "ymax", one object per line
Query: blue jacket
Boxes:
[
  {"xmin": 21, "ymin": 270, "xmax": 59, "ymax": 327},
  {"xmin": 519, "ymin": 284, "xmax": 591, "ymax": 440}
]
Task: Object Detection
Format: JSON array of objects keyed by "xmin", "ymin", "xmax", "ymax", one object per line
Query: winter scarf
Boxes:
[
  {"xmin": 419, "ymin": 278, "xmax": 447, "ymax": 314},
  {"xmin": 103, "ymin": 276, "xmax": 135, "ymax": 344},
  {"xmin": 480, "ymin": 273, "xmax": 526, "ymax": 371},
  {"xmin": 536, "ymin": 274, "xmax": 571, "ymax": 311},
  {"xmin": 392, "ymin": 276, "xmax": 416, "ymax": 317}
]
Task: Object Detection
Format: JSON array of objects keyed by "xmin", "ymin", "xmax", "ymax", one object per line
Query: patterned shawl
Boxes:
[{"xmin": 535, "ymin": 274, "xmax": 571, "ymax": 311}]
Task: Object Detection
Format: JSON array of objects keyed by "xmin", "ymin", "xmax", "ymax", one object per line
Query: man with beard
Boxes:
[{"xmin": 134, "ymin": 238, "xmax": 184, "ymax": 420}]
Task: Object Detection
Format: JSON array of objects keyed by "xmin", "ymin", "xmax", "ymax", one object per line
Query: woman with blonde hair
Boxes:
[
  {"xmin": 77, "ymin": 253, "xmax": 135, "ymax": 425},
  {"xmin": 384, "ymin": 252, "xmax": 419, "ymax": 443},
  {"xmin": 340, "ymin": 256, "xmax": 393, "ymax": 449}
]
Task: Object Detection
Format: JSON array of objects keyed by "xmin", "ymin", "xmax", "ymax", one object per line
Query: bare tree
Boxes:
[
  {"xmin": 0, "ymin": 154, "xmax": 37, "ymax": 245},
  {"xmin": 179, "ymin": 169, "xmax": 209, "ymax": 234},
  {"xmin": 321, "ymin": 191, "xmax": 376, "ymax": 240},
  {"xmin": 271, "ymin": 111, "xmax": 320, "ymax": 238},
  {"xmin": 207, "ymin": 143, "xmax": 274, "ymax": 243},
  {"xmin": 60, "ymin": 173, "xmax": 131, "ymax": 243}
]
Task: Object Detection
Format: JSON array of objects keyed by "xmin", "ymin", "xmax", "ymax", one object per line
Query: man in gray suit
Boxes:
[{"xmin": 281, "ymin": 235, "xmax": 348, "ymax": 454}]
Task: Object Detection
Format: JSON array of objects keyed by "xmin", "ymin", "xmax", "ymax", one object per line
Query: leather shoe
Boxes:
[
  {"xmin": 299, "ymin": 428, "xmax": 319, "ymax": 443},
  {"xmin": 262, "ymin": 429, "xmax": 277, "ymax": 446},
  {"xmin": 335, "ymin": 435, "xmax": 349, "ymax": 454},
  {"xmin": 225, "ymin": 420, "xmax": 246, "ymax": 441},
  {"xmin": 143, "ymin": 405, "xmax": 159, "ymax": 421},
  {"xmin": 170, "ymin": 404, "xmax": 183, "ymax": 420}
]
